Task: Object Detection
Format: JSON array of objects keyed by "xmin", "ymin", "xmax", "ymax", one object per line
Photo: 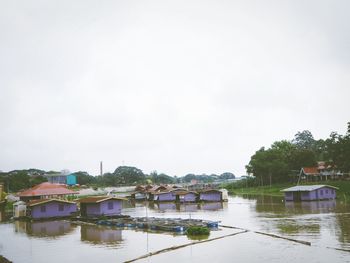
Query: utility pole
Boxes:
[{"xmin": 100, "ymin": 161, "xmax": 103, "ymax": 176}]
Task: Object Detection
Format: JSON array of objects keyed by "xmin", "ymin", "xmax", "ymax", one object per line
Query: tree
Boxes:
[
  {"xmin": 219, "ymin": 172, "xmax": 235, "ymax": 180},
  {"xmin": 292, "ymin": 130, "xmax": 315, "ymax": 150},
  {"xmin": 149, "ymin": 171, "xmax": 175, "ymax": 184},
  {"xmin": 325, "ymin": 123, "xmax": 350, "ymax": 172},
  {"xmin": 112, "ymin": 166, "xmax": 145, "ymax": 185},
  {"xmin": 246, "ymin": 147, "xmax": 290, "ymax": 184}
]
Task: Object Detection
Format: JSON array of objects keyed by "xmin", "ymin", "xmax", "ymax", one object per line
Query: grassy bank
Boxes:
[{"xmin": 225, "ymin": 180, "xmax": 350, "ymax": 201}]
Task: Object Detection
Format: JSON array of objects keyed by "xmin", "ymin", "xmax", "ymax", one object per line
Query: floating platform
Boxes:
[{"xmin": 96, "ymin": 216, "xmax": 220, "ymax": 233}]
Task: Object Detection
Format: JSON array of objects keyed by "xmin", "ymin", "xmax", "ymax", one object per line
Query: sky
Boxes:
[{"xmin": 0, "ymin": 0, "xmax": 349, "ymax": 177}]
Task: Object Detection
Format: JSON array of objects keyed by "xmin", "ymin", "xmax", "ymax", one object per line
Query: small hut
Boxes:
[
  {"xmin": 172, "ymin": 190, "xmax": 197, "ymax": 203},
  {"xmin": 199, "ymin": 189, "xmax": 223, "ymax": 202},
  {"xmin": 281, "ymin": 185, "xmax": 338, "ymax": 201},
  {"xmin": 153, "ymin": 191, "xmax": 176, "ymax": 202},
  {"xmin": 27, "ymin": 199, "xmax": 77, "ymax": 219},
  {"xmin": 78, "ymin": 196, "xmax": 126, "ymax": 218}
]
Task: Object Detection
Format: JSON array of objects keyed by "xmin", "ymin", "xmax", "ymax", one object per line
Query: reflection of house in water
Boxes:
[
  {"xmin": 81, "ymin": 225, "xmax": 122, "ymax": 246},
  {"xmin": 285, "ymin": 200, "xmax": 336, "ymax": 214},
  {"xmin": 156, "ymin": 202, "xmax": 177, "ymax": 211},
  {"xmin": 200, "ymin": 202, "xmax": 224, "ymax": 211},
  {"xmin": 15, "ymin": 220, "xmax": 76, "ymax": 238},
  {"xmin": 178, "ymin": 203, "xmax": 198, "ymax": 212},
  {"xmin": 154, "ymin": 202, "xmax": 199, "ymax": 212}
]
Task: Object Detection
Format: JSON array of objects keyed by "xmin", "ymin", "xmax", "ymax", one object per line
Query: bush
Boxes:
[{"xmin": 186, "ymin": 226, "xmax": 210, "ymax": 236}]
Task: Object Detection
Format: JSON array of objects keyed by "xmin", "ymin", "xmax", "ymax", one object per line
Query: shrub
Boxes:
[{"xmin": 186, "ymin": 226, "xmax": 210, "ymax": 236}]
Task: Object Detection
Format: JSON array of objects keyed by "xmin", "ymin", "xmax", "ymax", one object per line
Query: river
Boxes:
[{"xmin": 0, "ymin": 195, "xmax": 349, "ymax": 262}]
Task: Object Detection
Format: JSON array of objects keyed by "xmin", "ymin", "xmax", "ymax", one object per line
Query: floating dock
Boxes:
[{"xmin": 95, "ymin": 216, "xmax": 220, "ymax": 233}]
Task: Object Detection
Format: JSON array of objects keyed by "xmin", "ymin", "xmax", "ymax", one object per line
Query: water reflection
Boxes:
[
  {"xmin": 335, "ymin": 212, "xmax": 350, "ymax": 245},
  {"xmin": 81, "ymin": 225, "xmax": 123, "ymax": 247},
  {"xmin": 200, "ymin": 202, "xmax": 225, "ymax": 211},
  {"xmin": 151, "ymin": 202, "xmax": 226, "ymax": 212},
  {"xmin": 276, "ymin": 220, "xmax": 321, "ymax": 235},
  {"xmin": 285, "ymin": 200, "xmax": 337, "ymax": 213},
  {"xmin": 15, "ymin": 220, "xmax": 76, "ymax": 238},
  {"xmin": 239, "ymin": 194, "xmax": 350, "ymax": 249}
]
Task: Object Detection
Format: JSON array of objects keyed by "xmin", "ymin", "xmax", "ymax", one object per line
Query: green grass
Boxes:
[{"xmin": 225, "ymin": 180, "xmax": 350, "ymax": 201}]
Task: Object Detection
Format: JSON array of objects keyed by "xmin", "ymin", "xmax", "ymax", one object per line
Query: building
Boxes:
[
  {"xmin": 152, "ymin": 188, "xmax": 197, "ymax": 202},
  {"xmin": 281, "ymin": 185, "xmax": 338, "ymax": 201},
  {"xmin": 299, "ymin": 162, "xmax": 345, "ymax": 182},
  {"xmin": 199, "ymin": 189, "xmax": 223, "ymax": 202},
  {"xmin": 66, "ymin": 174, "xmax": 77, "ymax": 186},
  {"xmin": 44, "ymin": 172, "xmax": 77, "ymax": 186},
  {"xmin": 18, "ymin": 182, "xmax": 78, "ymax": 202},
  {"xmin": 27, "ymin": 199, "xmax": 78, "ymax": 219},
  {"xmin": 172, "ymin": 190, "xmax": 197, "ymax": 202},
  {"xmin": 78, "ymin": 196, "xmax": 126, "ymax": 218},
  {"xmin": 153, "ymin": 191, "xmax": 176, "ymax": 202}
]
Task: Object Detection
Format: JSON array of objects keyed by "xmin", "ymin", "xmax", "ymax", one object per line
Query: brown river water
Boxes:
[{"xmin": 0, "ymin": 195, "xmax": 349, "ymax": 263}]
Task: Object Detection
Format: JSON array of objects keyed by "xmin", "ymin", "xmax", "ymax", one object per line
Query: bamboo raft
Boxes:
[{"xmin": 96, "ymin": 216, "xmax": 220, "ymax": 233}]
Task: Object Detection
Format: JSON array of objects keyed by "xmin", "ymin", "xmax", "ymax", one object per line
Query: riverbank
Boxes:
[
  {"xmin": 225, "ymin": 180, "xmax": 350, "ymax": 201},
  {"xmin": 0, "ymin": 255, "xmax": 12, "ymax": 263}
]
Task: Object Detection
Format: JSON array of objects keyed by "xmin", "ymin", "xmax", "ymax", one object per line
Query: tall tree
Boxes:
[{"xmin": 292, "ymin": 130, "xmax": 315, "ymax": 150}]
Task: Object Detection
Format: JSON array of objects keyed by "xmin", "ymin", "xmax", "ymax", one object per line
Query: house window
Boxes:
[
  {"xmin": 325, "ymin": 189, "xmax": 329, "ymax": 194},
  {"xmin": 320, "ymin": 190, "xmax": 323, "ymax": 195},
  {"xmin": 58, "ymin": 204, "xmax": 64, "ymax": 211},
  {"xmin": 108, "ymin": 201, "xmax": 114, "ymax": 210},
  {"xmin": 40, "ymin": 206, "xmax": 46, "ymax": 212}
]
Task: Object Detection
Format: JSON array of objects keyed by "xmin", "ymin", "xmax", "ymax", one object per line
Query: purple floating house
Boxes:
[
  {"xmin": 173, "ymin": 190, "xmax": 197, "ymax": 202},
  {"xmin": 78, "ymin": 196, "xmax": 126, "ymax": 218},
  {"xmin": 153, "ymin": 191, "xmax": 176, "ymax": 202},
  {"xmin": 281, "ymin": 185, "xmax": 338, "ymax": 201},
  {"xmin": 199, "ymin": 190, "xmax": 223, "ymax": 202},
  {"xmin": 28, "ymin": 199, "xmax": 77, "ymax": 219},
  {"xmin": 153, "ymin": 189, "xmax": 197, "ymax": 202}
]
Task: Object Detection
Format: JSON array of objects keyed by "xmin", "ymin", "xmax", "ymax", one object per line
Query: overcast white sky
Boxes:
[{"xmin": 0, "ymin": 0, "xmax": 349, "ymax": 176}]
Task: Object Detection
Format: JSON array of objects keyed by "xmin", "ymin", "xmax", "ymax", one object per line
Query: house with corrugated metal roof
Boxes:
[
  {"xmin": 198, "ymin": 189, "xmax": 223, "ymax": 202},
  {"xmin": 28, "ymin": 199, "xmax": 77, "ymax": 219},
  {"xmin": 18, "ymin": 182, "xmax": 78, "ymax": 202},
  {"xmin": 78, "ymin": 196, "xmax": 126, "ymax": 218},
  {"xmin": 281, "ymin": 185, "xmax": 338, "ymax": 201}
]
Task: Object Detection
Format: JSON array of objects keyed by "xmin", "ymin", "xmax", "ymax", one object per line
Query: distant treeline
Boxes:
[
  {"xmin": 0, "ymin": 167, "xmax": 235, "ymax": 193},
  {"xmin": 242, "ymin": 122, "xmax": 350, "ymax": 186}
]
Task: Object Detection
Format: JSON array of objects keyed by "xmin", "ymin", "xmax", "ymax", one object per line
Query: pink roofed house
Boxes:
[{"xmin": 18, "ymin": 182, "xmax": 78, "ymax": 202}]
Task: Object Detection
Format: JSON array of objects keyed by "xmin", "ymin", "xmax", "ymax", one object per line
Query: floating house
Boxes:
[
  {"xmin": 78, "ymin": 196, "xmax": 126, "ymax": 218},
  {"xmin": 27, "ymin": 199, "xmax": 78, "ymax": 219},
  {"xmin": 199, "ymin": 189, "xmax": 223, "ymax": 202},
  {"xmin": 146, "ymin": 185, "xmax": 171, "ymax": 201},
  {"xmin": 18, "ymin": 182, "xmax": 78, "ymax": 202},
  {"xmin": 153, "ymin": 191, "xmax": 176, "ymax": 202},
  {"xmin": 130, "ymin": 192, "xmax": 147, "ymax": 200},
  {"xmin": 152, "ymin": 189, "xmax": 197, "ymax": 202},
  {"xmin": 281, "ymin": 185, "xmax": 338, "ymax": 201},
  {"xmin": 172, "ymin": 190, "xmax": 197, "ymax": 202}
]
